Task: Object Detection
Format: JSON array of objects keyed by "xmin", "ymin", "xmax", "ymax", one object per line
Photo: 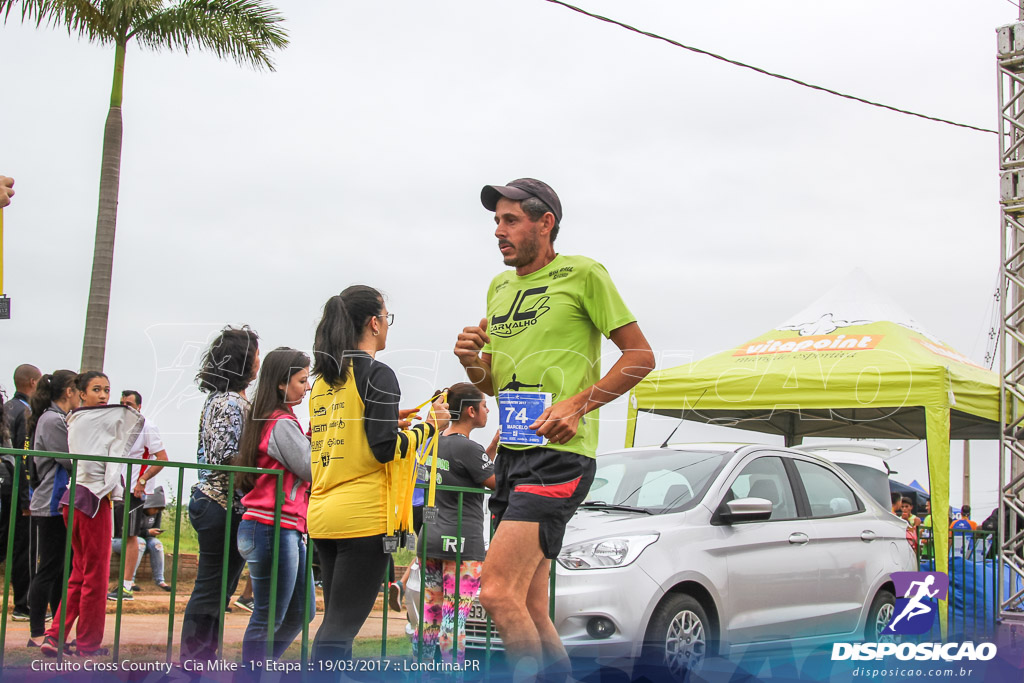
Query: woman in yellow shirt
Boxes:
[{"xmin": 308, "ymin": 285, "xmax": 448, "ymax": 662}]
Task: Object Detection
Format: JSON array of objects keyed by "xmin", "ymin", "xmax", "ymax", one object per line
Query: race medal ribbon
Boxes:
[
  {"xmin": 385, "ymin": 391, "xmax": 446, "ymax": 545},
  {"xmin": 395, "ymin": 390, "xmax": 447, "ymax": 532},
  {"xmin": 498, "ymin": 391, "xmax": 552, "ymax": 446},
  {"xmin": 421, "ymin": 395, "xmax": 445, "ymax": 524}
]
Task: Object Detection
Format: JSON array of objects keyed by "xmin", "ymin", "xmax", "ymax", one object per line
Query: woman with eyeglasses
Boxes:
[{"xmin": 307, "ymin": 285, "xmax": 449, "ymax": 662}]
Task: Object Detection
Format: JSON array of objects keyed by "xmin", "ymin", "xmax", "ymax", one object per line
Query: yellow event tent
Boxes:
[{"xmin": 624, "ymin": 274, "xmax": 1001, "ymax": 633}]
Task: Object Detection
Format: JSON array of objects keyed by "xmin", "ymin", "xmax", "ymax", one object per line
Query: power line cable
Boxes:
[{"xmin": 544, "ymin": 0, "xmax": 998, "ymax": 135}]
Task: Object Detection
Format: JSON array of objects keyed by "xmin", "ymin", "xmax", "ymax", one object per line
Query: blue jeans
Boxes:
[
  {"xmin": 180, "ymin": 490, "xmax": 245, "ymax": 663},
  {"xmin": 237, "ymin": 519, "xmax": 314, "ymax": 664},
  {"xmin": 112, "ymin": 536, "xmax": 166, "ymax": 584}
]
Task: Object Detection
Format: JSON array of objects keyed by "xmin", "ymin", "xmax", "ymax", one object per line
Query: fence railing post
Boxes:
[
  {"xmin": 111, "ymin": 460, "xmax": 134, "ymax": 660},
  {"xmin": 302, "ymin": 529, "xmax": 314, "ymax": 666},
  {"xmin": 380, "ymin": 559, "xmax": 391, "ymax": 659},
  {"xmin": 418, "ymin": 508, "xmax": 428, "ymax": 663},
  {"xmin": 217, "ymin": 471, "xmax": 236, "ymax": 661},
  {"xmin": 266, "ymin": 472, "xmax": 284, "ymax": 661},
  {"xmin": 56, "ymin": 463, "xmax": 77, "ymax": 661},
  {"xmin": 166, "ymin": 467, "xmax": 186, "ymax": 663},
  {"xmin": 0, "ymin": 455, "xmax": 23, "ymax": 668}
]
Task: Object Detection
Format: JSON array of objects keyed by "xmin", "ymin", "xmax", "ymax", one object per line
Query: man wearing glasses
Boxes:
[{"xmin": 454, "ymin": 178, "xmax": 655, "ymax": 677}]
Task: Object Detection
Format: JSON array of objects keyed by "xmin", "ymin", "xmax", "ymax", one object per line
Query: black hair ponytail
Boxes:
[
  {"xmin": 27, "ymin": 369, "xmax": 77, "ymax": 440},
  {"xmin": 312, "ymin": 285, "xmax": 384, "ymax": 387}
]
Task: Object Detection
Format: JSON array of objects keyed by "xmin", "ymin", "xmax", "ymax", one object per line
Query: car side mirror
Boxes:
[{"xmin": 718, "ymin": 497, "xmax": 773, "ymax": 524}]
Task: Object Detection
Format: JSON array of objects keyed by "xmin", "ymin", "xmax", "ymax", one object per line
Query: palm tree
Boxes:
[{"xmin": 1, "ymin": 0, "xmax": 288, "ymax": 371}]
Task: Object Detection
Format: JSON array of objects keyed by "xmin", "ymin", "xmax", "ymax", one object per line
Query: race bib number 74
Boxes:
[{"xmin": 498, "ymin": 391, "xmax": 552, "ymax": 446}]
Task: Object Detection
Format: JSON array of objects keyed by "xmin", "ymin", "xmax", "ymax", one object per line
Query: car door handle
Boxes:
[
  {"xmin": 789, "ymin": 533, "xmax": 809, "ymax": 545},
  {"xmin": 861, "ymin": 531, "xmax": 877, "ymax": 542}
]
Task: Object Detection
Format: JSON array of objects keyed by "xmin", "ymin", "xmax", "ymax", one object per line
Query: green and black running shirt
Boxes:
[{"xmin": 481, "ymin": 254, "xmax": 636, "ymax": 459}]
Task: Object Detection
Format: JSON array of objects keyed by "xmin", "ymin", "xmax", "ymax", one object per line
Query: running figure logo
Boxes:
[{"xmin": 885, "ymin": 571, "xmax": 949, "ymax": 635}]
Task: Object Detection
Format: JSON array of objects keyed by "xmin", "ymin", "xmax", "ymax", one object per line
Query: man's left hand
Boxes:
[
  {"xmin": 132, "ymin": 480, "xmax": 147, "ymax": 498},
  {"xmin": 530, "ymin": 398, "xmax": 585, "ymax": 445}
]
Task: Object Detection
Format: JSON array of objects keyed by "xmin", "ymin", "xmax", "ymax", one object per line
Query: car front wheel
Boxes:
[
  {"xmin": 643, "ymin": 593, "xmax": 714, "ymax": 681},
  {"xmin": 865, "ymin": 589, "xmax": 896, "ymax": 642}
]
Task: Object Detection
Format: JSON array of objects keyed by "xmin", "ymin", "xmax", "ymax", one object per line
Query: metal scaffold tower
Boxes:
[{"xmin": 997, "ymin": 21, "xmax": 1024, "ymax": 626}]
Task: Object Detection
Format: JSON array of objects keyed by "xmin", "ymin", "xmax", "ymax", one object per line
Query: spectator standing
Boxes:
[
  {"xmin": 180, "ymin": 326, "xmax": 260, "ymax": 664},
  {"xmin": 951, "ymin": 504, "xmax": 978, "ymax": 531},
  {"xmin": 42, "ymin": 373, "xmax": 140, "ymax": 658},
  {"xmin": 0, "ymin": 386, "xmax": 8, "ymax": 510},
  {"xmin": 901, "ymin": 497, "xmax": 921, "ymax": 529},
  {"xmin": 1, "ymin": 363, "xmax": 41, "ymax": 622},
  {"xmin": 25, "ymin": 370, "xmax": 77, "ymax": 647},
  {"xmin": 891, "ymin": 493, "xmax": 903, "ymax": 515},
  {"xmin": 950, "ymin": 504, "xmax": 979, "ymax": 557},
  {"xmin": 455, "ymin": 179, "xmax": 654, "ymax": 674},
  {"xmin": 235, "ymin": 347, "xmax": 314, "ymax": 664},
  {"xmin": 308, "ymin": 287, "xmax": 449, "ymax": 662},
  {"xmin": 414, "ymin": 382, "xmax": 496, "ymax": 666},
  {"xmin": 108, "ymin": 389, "xmax": 169, "ymax": 601}
]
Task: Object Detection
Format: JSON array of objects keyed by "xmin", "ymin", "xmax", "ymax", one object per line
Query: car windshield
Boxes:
[{"xmin": 585, "ymin": 449, "xmax": 729, "ymax": 514}]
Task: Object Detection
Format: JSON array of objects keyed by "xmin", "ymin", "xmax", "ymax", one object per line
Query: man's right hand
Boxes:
[
  {"xmin": 455, "ymin": 318, "xmax": 495, "ymax": 394},
  {"xmin": 0, "ymin": 176, "xmax": 14, "ymax": 209},
  {"xmin": 454, "ymin": 318, "xmax": 490, "ymax": 366}
]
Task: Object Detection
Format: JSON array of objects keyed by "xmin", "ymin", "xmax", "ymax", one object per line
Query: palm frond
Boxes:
[
  {"xmin": 1, "ymin": 0, "xmax": 116, "ymax": 44},
  {"xmin": 130, "ymin": 0, "xmax": 288, "ymax": 71},
  {"xmin": 101, "ymin": 0, "xmax": 160, "ymax": 38}
]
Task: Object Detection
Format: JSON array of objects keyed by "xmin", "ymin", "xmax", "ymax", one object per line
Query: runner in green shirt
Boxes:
[{"xmin": 454, "ymin": 178, "xmax": 655, "ymax": 676}]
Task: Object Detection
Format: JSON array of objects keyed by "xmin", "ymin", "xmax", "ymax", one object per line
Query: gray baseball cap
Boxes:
[{"xmin": 481, "ymin": 178, "xmax": 562, "ymax": 224}]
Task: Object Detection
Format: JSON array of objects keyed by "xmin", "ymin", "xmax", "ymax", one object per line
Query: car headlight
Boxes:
[{"xmin": 556, "ymin": 533, "xmax": 659, "ymax": 570}]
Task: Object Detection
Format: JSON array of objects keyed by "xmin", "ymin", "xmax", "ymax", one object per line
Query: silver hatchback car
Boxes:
[{"xmin": 466, "ymin": 443, "xmax": 917, "ymax": 678}]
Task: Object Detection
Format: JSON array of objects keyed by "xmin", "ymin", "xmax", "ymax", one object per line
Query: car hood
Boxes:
[{"xmin": 563, "ymin": 508, "xmax": 684, "ymax": 544}]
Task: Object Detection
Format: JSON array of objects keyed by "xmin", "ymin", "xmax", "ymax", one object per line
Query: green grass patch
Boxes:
[
  {"xmin": 160, "ymin": 502, "xmax": 199, "ymax": 556},
  {"xmin": 394, "ymin": 547, "xmax": 415, "ymax": 567}
]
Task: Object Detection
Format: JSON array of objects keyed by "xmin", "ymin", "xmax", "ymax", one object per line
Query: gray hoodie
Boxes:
[{"xmin": 30, "ymin": 404, "xmax": 73, "ymax": 517}]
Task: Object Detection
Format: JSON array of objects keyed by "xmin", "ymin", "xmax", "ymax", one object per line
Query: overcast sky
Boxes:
[{"xmin": 0, "ymin": 0, "xmax": 1013, "ymax": 516}]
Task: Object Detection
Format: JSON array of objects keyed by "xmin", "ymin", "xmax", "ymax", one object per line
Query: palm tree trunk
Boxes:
[{"xmin": 81, "ymin": 43, "xmax": 126, "ymax": 372}]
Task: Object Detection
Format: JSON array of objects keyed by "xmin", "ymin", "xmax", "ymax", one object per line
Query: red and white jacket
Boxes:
[{"xmin": 241, "ymin": 409, "xmax": 312, "ymax": 533}]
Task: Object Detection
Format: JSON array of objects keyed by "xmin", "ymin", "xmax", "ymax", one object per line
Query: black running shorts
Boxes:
[{"xmin": 489, "ymin": 446, "xmax": 596, "ymax": 559}]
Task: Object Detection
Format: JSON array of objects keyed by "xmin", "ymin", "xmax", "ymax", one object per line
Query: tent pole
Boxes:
[{"xmin": 962, "ymin": 440, "xmax": 971, "ymax": 508}]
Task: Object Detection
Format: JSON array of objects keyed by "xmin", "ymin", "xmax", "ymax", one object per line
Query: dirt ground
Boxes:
[{"xmin": 1, "ymin": 583, "xmax": 410, "ymax": 661}]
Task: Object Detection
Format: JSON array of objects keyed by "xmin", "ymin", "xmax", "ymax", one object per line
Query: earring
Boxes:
[{"xmin": 373, "ymin": 330, "xmax": 379, "ymax": 337}]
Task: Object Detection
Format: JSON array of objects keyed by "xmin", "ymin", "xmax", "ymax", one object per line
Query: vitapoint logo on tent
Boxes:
[{"xmin": 830, "ymin": 571, "xmax": 997, "ymax": 662}]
